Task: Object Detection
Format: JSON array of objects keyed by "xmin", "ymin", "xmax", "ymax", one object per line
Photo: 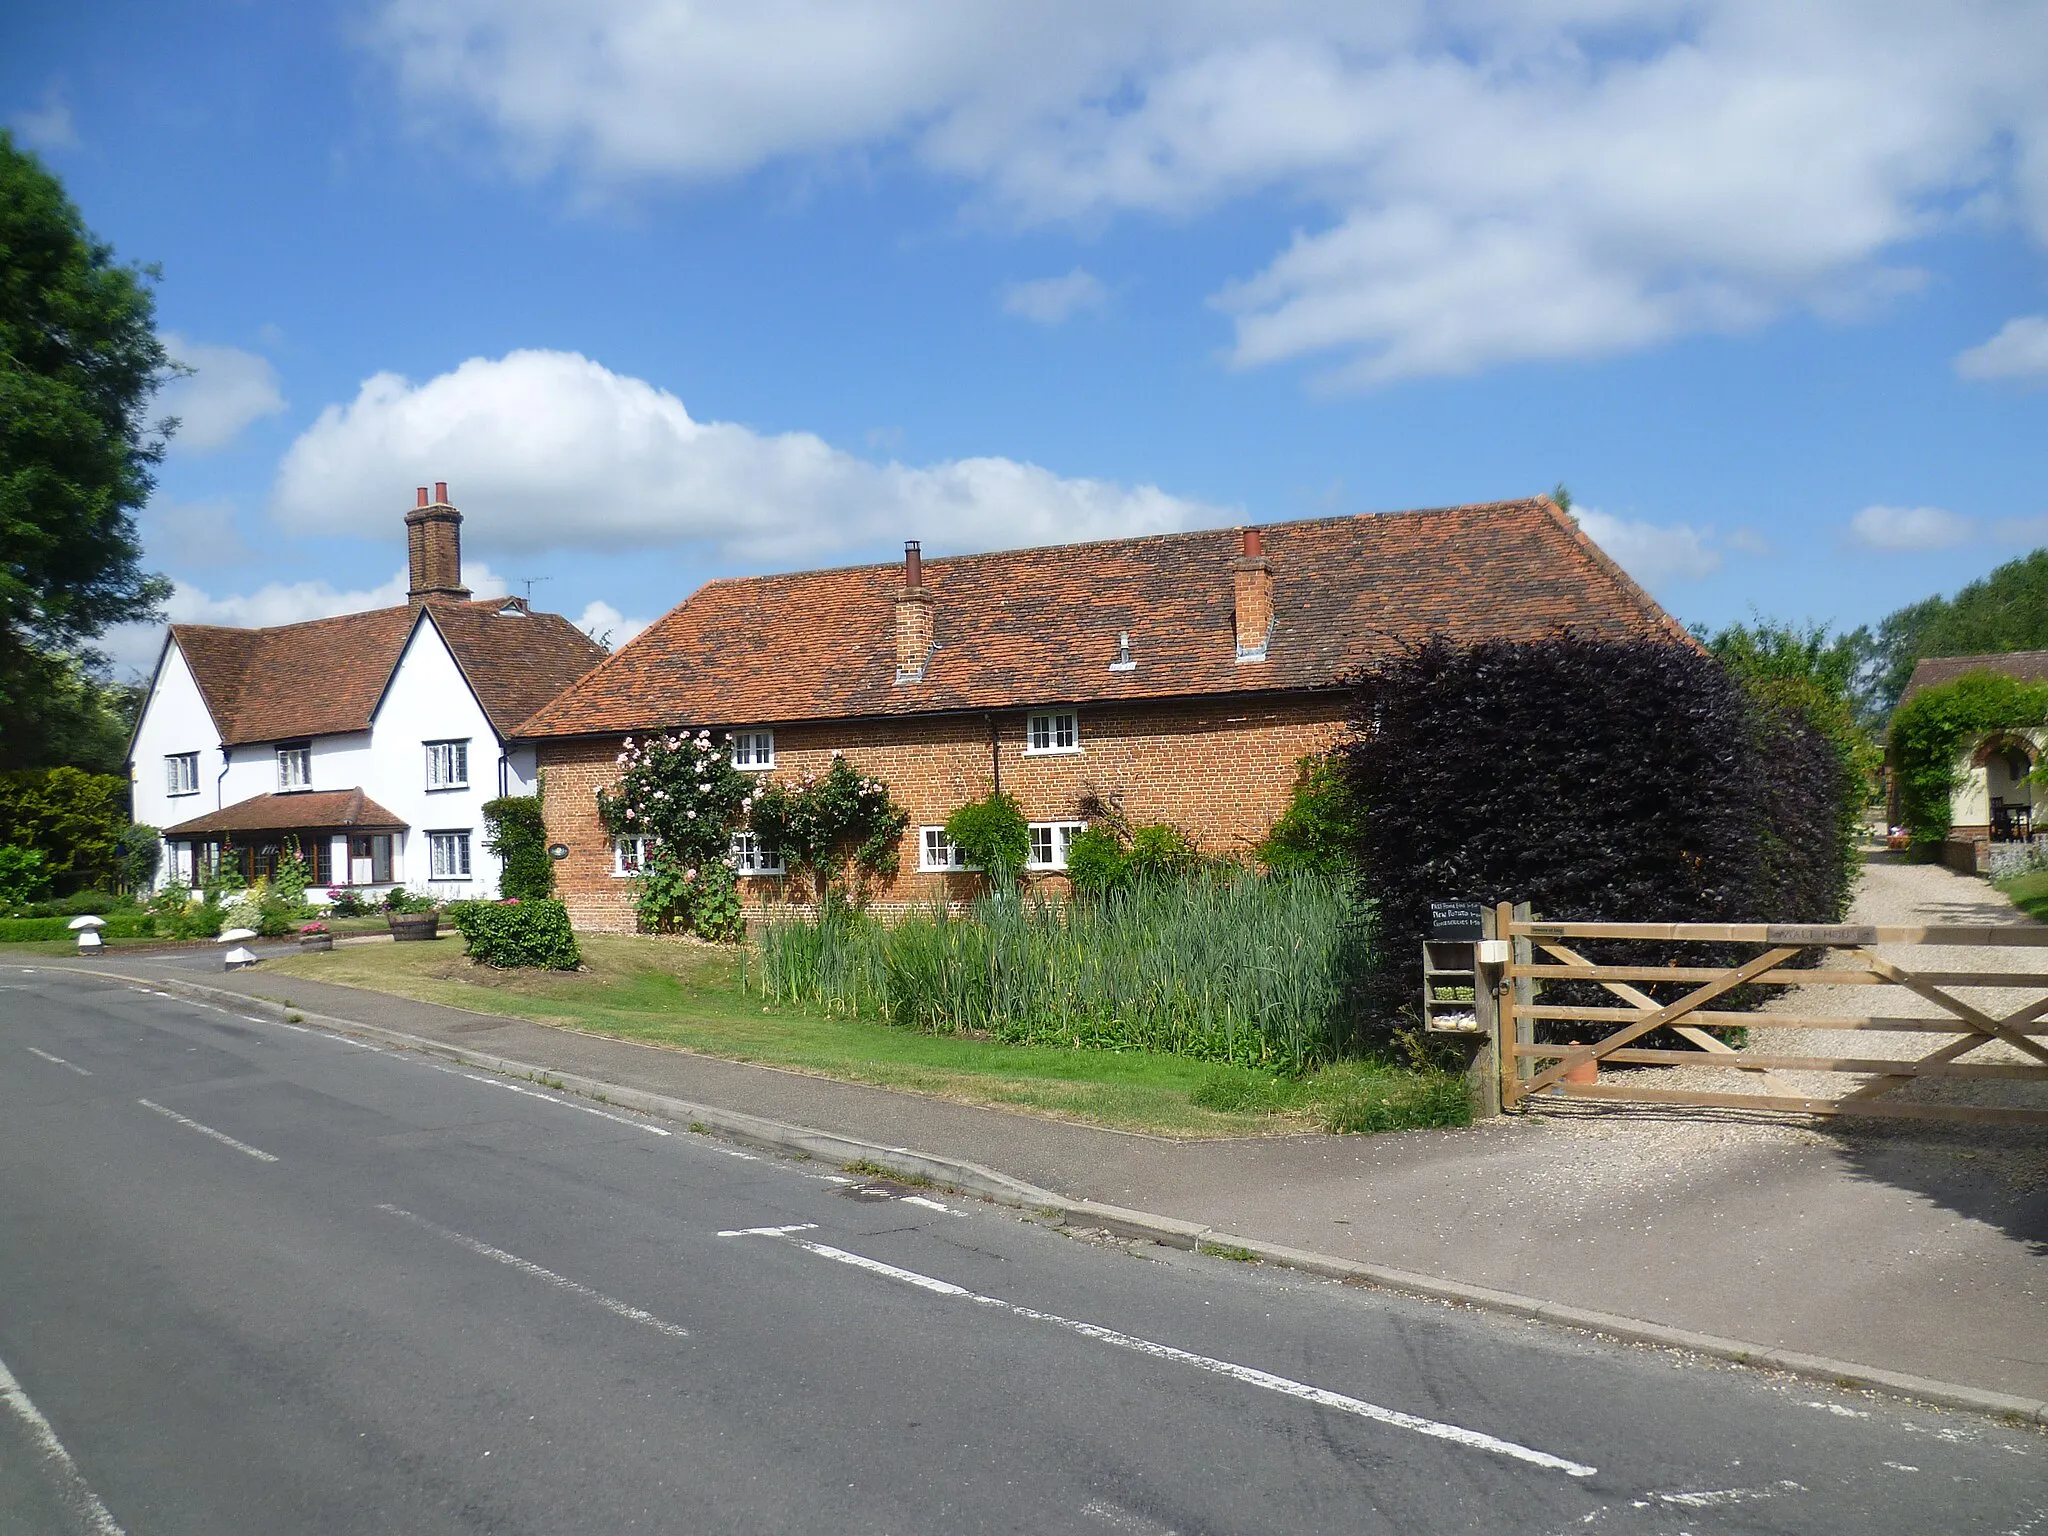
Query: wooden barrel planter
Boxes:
[
  {"xmin": 299, "ymin": 933, "xmax": 334, "ymax": 953},
  {"xmin": 387, "ymin": 911, "xmax": 440, "ymax": 942}
]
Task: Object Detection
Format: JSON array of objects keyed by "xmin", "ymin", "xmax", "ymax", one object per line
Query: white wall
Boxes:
[
  {"xmin": 128, "ymin": 640, "xmax": 225, "ymax": 887},
  {"xmin": 366, "ymin": 616, "xmax": 506, "ymax": 900},
  {"xmin": 131, "ymin": 614, "xmax": 539, "ymax": 899}
]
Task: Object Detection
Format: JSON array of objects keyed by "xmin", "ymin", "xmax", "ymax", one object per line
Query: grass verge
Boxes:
[
  {"xmin": 265, "ymin": 934, "xmax": 1470, "ymax": 1140},
  {"xmin": 1996, "ymin": 869, "xmax": 2048, "ymax": 924}
]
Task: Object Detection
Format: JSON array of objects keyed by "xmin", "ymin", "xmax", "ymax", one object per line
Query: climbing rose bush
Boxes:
[{"xmin": 596, "ymin": 729, "xmax": 756, "ymax": 937}]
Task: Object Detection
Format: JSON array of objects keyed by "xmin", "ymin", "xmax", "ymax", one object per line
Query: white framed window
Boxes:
[
  {"xmin": 730, "ymin": 832, "xmax": 784, "ymax": 875},
  {"xmin": 1026, "ymin": 822, "xmax": 1086, "ymax": 870},
  {"xmin": 1024, "ymin": 710, "xmax": 1079, "ymax": 755},
  {"xmin": 730, "ymin": 730, "xmax": 776, "ymax": 771},
  {"xmin": 165, "ymin": 753, "xmax": 199, "ymax": 797},
  {"xmin": 425, "ymin": 739, "xmax": 470, "ymax": 790},
  {"xmin": 920, "ymin": 827, "xmax": 973, "ymax": 871},
  {"xmin": 612, "ymin": 836, "xmax": 650, "ymax": 876},
  {"xmin": 277, "ymin": 742, "xmax": 312, "ymax": 791},
  {"xmin": 428, "ymin": 830, "xmax": 472, "ymax": 880}
]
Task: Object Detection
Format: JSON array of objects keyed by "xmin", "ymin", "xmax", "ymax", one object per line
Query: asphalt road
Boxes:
[{"xmin": 1, "ymin": 964, "xmax": 2041, "ymax": 1535}]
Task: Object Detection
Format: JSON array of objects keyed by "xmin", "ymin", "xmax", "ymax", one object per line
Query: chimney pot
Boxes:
[
  {"xmin": 416, "ymin": 486, "xmax": 430, "ymax": 508},
  {"xmin": 434, "ymin": 481, "xmax": 449, "ymax": 505},
  {"xmin": 1232, "ymin": 527, "xmax": 1272, "ymax": 663},
  {"xmin": 893, "ymin": 542, "xmax": 933, "ymax": 683}
]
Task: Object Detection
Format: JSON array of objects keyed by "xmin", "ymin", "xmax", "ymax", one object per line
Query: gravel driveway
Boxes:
[{"xmin": 1532, "ymin": 850, "xmax": 2048, "ymax": 1192}]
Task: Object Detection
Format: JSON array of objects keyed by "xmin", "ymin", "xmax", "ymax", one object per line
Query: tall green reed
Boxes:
[{"xmin": 751, "ymin": 873, "xmax": 1364, "ymax": 1072}]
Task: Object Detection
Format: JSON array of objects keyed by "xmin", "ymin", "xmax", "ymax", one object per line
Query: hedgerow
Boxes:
[
  {"xmin": 1342, "ymin": 634, "xmax": 1855, "ymax": 1041},
  {"xmin": 483, "ymin": 794, "xmax": 554, "ymax": 900}
]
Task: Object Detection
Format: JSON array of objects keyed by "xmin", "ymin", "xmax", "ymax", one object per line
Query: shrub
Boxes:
[
  {"xmin": 1063, "ymin": 826, "xmax": 1128, "ymax": 897},
  {"xmin": 326, "ymin": 887, "xmax": 367, "ymax": 916},
  {"xmin": 0, "ymin": 768, "xmax": 129, "ymax": 893},
  {"xmin": 483, "ymin": 794, "xmax": 553, "ymax": 901},
  {"xmin": 1127, "ymin": 823, "xmax": 1201, "ymax": 882},
  {"xmin": 1343, "ymin": 634, "xmax": 1855, "ymax": 1042},
  {"xmin": 1888, "ymin": 672, "xmax": 2048, "ymax": 843},
  {"xmin": 747, "ymin": 754, "xmax": 908, "ymax": 902},
  {"xmin": 943, "ymin": 792, "xmax": 1028, "ymax": 880},
  {"xmin": 381, "ymin": 886, "xmax": 437, "ymax": 914},
  {"xmin": 116, "ymin": 823, "xmax": 161, "ymax": 893},
  {"xmin": 634, "ymin": 852, "xmax": 745, "ymax": 942},
  {"xmin": 753, "ymin": 872, "xmax": 1358, "ymax": 1070},
  {"xmin": 271, "ymin": 839, "xmax": 311, "ymax": 915},
  {"xmin": 0, "ymin": 845, "xmax": 50, "ymax": 905},
  {"xmin": 598, "ymin": 728, "xmax": 755, "ymax": 932},
  {"xmin": 225, "ymin": 876, "xmax": 301, "ymax": 938},
  {"xmin": 1258, "ymin": 755, "xmax": 1366, "ymax": 876},
  {"xmin": 447, "ymin": 898, "xmax": 581, "ymax": 970}
]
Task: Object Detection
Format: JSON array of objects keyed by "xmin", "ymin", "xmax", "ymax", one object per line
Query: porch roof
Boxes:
[{"xmin": 162, "ymin": 788, "xmax": 407, "ymax": 838}]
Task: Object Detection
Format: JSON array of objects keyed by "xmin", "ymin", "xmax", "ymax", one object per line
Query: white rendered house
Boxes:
[{"xmin": 128, "ymin": 484, "xmax": 606, "ymax": 900}]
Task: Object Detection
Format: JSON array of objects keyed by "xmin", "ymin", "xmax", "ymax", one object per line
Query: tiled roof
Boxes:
[
  {"xmin": 170, "ymin": 598, "xmax": 605, "ymax": 747},
  {"xmin": 516, "ymin": 496, "xmax": 1684, "ymax": 739},
  {"xmin": 162, "ymin": 788, "xmax": 407, "ymax": 837},
  {"xmin": 1900, "ymin": 651, "xmax": 2048, "ymax": 706}
]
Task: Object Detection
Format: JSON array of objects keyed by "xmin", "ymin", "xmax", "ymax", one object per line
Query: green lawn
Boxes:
[
  {"xmin": 266, "ymin": 934, "xmax": 1470, "ymax": 1140},
  {"xmin": 1996, "ymin": 869, "xmax": 2048, "ymax": 923}
]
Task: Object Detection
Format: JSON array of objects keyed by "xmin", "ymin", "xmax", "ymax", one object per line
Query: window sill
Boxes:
[
  {"xmin": 424, "ymin": 784, "xmax": 470, "ymax": 793},
  {"xmin": 1020, "ymin": 747, "xmax": 1083, "ymax": 757},
  {"xmin": 275, "ymin": 786, "xmax": 313, "ymax": 794},
  {"xmin": 733, "ymin": 762, "xmax": 776, "ymax": 773},
  {"xmin": 166, "ymin": 790, "xmax": 199, "ymax": 798}
]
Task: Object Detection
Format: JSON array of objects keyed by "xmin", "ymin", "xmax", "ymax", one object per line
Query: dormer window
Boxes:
[{"xmin": 277, "ymin": 742, "xmax": 312, "ymax": 792}]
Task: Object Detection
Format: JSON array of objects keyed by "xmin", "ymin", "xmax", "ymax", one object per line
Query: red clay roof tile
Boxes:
[
  {"xmin": 162, "ymin": 787, "xmax": 407, "ymax": 837},
  {"xmin": 516, "ymin": 497, "xmax": 1684, "ymax": 739},
  {"xmin": 171, "ymin": 598, "xmax": 605, "ymax": 747}
]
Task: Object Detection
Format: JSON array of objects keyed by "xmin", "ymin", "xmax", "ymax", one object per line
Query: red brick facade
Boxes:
[{"xmin": 539, "ymin": 694, "xmax": 1345, "ymax": 931}]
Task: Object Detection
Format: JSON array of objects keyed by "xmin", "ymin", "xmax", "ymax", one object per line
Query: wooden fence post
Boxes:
[{"xmin": 1469, "ymin": 908, "xmax": 1502, "ymax": 1117}]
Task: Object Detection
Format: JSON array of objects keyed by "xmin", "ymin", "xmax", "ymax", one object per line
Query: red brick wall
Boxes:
[{"xmin": 538, "ymin": 693, "xmax": 1346, "ymax": 932}]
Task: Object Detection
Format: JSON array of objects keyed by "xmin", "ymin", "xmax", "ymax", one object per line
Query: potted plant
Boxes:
[
  {"xmin": 383, "ymin": 889, "xmax": 441, "ymax": 941},
  {"xmin": 299, "ymin": 921, "xmax": 333, "ymax": 952}
]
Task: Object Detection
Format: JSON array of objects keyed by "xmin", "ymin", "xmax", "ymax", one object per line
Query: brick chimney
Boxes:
[
  {"xmin": 1232, "ymin": 526, "xmax": 1271, "ymax": 662},
  {"xmin": 893, "ymin": 540, "xmax": 934, "ymax": 683},
  {"xmin": 405, "ymin": 482, "xmax": 470, "ymax": 605}
]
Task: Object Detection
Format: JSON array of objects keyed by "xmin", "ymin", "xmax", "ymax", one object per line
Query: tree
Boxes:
[
  {"xmin": 1866, "ymin": 549, "xmax": 2048, "ymax": 716},
  {"xmin": 1, "ymin": 130, "xmax": 173, "ymax": 765}
]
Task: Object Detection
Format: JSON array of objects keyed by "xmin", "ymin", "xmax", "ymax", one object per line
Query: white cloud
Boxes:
[
  {"xmin": 1955, "ymin": 315, "xmax": 2048, "ymax": 382},
  {"xmin": 369, "ymin": 2, "xmax": 2048, "ymax": 384},
  {"xmin": 575, "ymin": 599, "xmax": 650, "ymax": 649},
  {"xmin": 1002, "ymin": 268, "xmax": 1107, "ymax": 324},
  {"xmin": 98, "ymin": 563, "xmax": 510, "ymax": 677},
  {"xmin": 10, "ymin": 83, "xmax": 79, "ymax": 151},
  {"xmin": 159, "ymin": 335, "xmax": 288, "ymax": 452},
  {"xmin": 1573, "ymin": 508, "xmax": 1721, "ymax": 586},
  {"xmin": 1848, "ymin": 504, "xmax": 1975, "ymax": 551},
  {"xmin": 271, "ymin": 349, "xmax": 1225, "ymax": 560}
]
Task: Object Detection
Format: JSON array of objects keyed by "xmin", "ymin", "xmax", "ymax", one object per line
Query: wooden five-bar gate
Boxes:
[{"xmin": 1466, "ymin": 903, "xmax": 2048, "ymax": 1127}]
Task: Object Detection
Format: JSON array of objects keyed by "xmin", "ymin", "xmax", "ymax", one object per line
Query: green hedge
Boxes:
[
  {"xmin": 447, "ymin": 899, "xmax": 580, "ymax": 970},
  {"xmin": 0, "ymin": 912, "xmax": 154, "ymax": 943},
  {"xmin": 483, "ymin": 795, "xmax": 553, "ymax": 901}
]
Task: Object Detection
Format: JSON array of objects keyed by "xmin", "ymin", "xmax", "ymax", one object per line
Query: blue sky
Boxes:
[{"xmin": 7, "ymin": 1, "xmax": 2047, "ymax": 675}]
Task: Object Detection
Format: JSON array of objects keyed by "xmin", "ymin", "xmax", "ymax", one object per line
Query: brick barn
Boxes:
[{"xmin": 514, "ymin": 495, "xmax": 1682, "ymax": 932}]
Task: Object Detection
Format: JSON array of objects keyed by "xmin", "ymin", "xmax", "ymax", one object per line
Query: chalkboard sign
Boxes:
[{"xmin": 1428, "ymin": 900, "xmax": 1484, "ymax": 942}]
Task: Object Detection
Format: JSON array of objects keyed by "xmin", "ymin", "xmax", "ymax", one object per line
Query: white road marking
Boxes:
[
  {"xmin": 431, "ymin": 1065, "xmax": 670, "ymax": 1135},
  {"xmin": 135, "ymin": 1099, "xmax": 279, "ymax": 1163},
  {"xmin": 25, "ymin": 1046, "xmax": 91, "ymax": 1076},
  {"xmin": 0, "ymin": 1351, "xmax": 128, "ymax": 1535},
  {"xmin": 899, "ymin": 1195, "xmax": 952, "ymax": 1213},
  {"xmin": 717, "ymin": 1223, "xmax": 821, "ymax": 1238},
  {"xmin": 733, "ymin": 1229, "xmax": 1597, "ymax": 1479},
  {"xmin": 376, "ymin": 1205, "xmax": 690, "ymax": 1339}
]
